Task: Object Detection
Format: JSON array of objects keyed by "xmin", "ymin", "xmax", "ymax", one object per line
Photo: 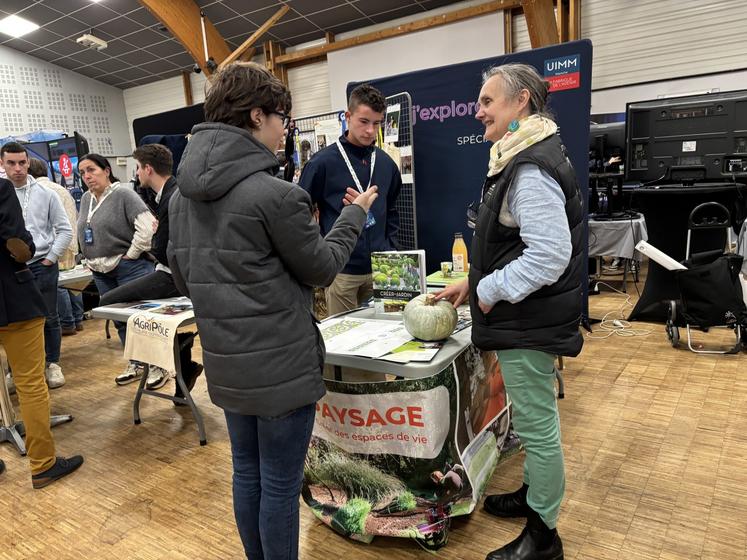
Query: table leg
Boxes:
[
  {"xmin": 131, "ymin": 332, "xmax": 207, "ymax": 446},
  {"xmin": 0, "ymin": 424, "xmax": 26, "ymax": 455},
  {"xmin": 555, "ymin": 368, "xmax": 565, "ymax": 400},
  {"xmin": 132, "ymin": 363, "xmax": 149, "ymax": 425}
]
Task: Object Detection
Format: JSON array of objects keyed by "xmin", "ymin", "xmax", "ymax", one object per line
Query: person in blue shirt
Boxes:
[
  {"xmin": 437, "ymin": 63, "xmax": 584, "ymax": 560},
  {"xmin": 299, "ymin": 84, "xmax": 402, "ymax": 316}
]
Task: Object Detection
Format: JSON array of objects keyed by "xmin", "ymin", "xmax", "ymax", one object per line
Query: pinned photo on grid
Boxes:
[
  {"xmin": 385, "ymin": 103, "xmax": 401, "ymax": 143},
  {"xmin": 400, "ymin": 145, "xmax": 413, "ymax": 183}
]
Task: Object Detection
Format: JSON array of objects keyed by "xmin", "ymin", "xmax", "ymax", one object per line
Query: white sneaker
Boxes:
[
  {"xmin": 146, "ymin": 366, "xmax": 171, "ymax": 390},
  {"xmin": 5, "ymin": 372, "xmax": 15, "ymax": 395},
  {"xmin": 116, "ymin": 362, "xmax": 144, "ymax": 386},
  {"xmin": 46, "ymin": 363, "xmax": 65, "ymax": 389}
]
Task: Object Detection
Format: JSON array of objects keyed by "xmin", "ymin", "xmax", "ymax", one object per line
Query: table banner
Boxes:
[
  {"xmin": 123, "ymin": 302, "xmax": 194, "ymax": 371},
  {"xmin": 303, "ymin": 345, "xmax": 511, "ymax": 544}
]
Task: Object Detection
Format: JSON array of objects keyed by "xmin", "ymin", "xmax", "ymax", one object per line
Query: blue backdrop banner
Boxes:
[{"xmin": 348, "ymin": 39, "xmax": 593, "ymax": 319}]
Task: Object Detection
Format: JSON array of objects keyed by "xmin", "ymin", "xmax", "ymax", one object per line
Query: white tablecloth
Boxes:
[{"xmin": 588, "ymin": 213, "xmax": 648, "ymax": 260}]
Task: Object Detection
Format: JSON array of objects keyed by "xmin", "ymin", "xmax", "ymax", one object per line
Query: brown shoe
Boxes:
[
  {"xmin": 75, "ymin": 323, "xmax": 84, "ymax": 331},
  {"xmin": 61, "ymin": 326, "xmax": 77, "ymax": 336},
  {"xmin": 32, "ymin": 455, "xmax": 84, "ymax": 489}
]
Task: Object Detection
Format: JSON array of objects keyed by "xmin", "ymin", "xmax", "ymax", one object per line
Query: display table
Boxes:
[
  {"xmin": 628, "ymin": 183, "xmax": 747, "ymax": 322},
  {"xmin": 58, "ymin": 265, "xmax": 93, "ymax": 290},
  {"xmin": 91, "ymin": 298, "xmax": 206, "ymax": 445},
  {"xmin": 303, "ymin": 307, "xmax": 511, "ymax": 548},
  {"xmin": 588, "ymin": 212, "xmax": 648, "ymax": 292}
]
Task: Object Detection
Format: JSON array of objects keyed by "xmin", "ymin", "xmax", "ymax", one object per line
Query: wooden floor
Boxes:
[{"xmin": 2, "ymin": 274, "xmax": 747, "ymax": 559}]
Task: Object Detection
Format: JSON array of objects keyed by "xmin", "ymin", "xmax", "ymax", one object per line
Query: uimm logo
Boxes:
[{"xmin": 543, "ymin": 54, "xmax": 580, "ymax": 92}]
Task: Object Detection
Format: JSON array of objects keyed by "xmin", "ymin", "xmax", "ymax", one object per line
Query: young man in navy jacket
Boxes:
[{"xmin": 299, "ymin": 84, "xmax": 402, "ymax": 315}]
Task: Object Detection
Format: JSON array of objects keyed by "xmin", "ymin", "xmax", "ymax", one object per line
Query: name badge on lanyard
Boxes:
[
  {"xmin": 85, "ymin": 184, "xmax": 118, "ymax": 245},
  {"xmin": 336, "ymin": 140, "xmax": 377, "ymax": 229}
]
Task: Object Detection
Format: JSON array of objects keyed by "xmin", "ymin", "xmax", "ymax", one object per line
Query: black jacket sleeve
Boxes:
[
  {"xmin": 0, "ymin": 179, "xmax": 35, "ymax": 258},
  {"xmin": 152, "ymin": 179, "xmax": 176, "ymax": 266}
]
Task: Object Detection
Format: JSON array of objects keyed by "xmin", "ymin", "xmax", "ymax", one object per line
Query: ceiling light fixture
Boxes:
[
  {"xmin": 76, "ymin": 32, "xmax": 108, "ymax": 50},
  {"xmin": 0, "ymin": 15, "xmax": 40, "ymax": 38}
]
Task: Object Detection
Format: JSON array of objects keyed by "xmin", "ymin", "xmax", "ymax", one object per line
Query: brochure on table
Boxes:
[
  {"xmin": 319, "ymin": 317, "xmax": 413, "ymax": 359},
  {"xmin": 426, "ymin": 269, "xmax": 468, "ymax": 287}
]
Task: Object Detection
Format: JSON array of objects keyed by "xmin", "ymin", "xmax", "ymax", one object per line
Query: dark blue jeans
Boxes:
[
  {"xmin": 29, "ymin": 260, "xmax": 60, "ymax": 364},
  {"xmin": 224, "ymin": 403, "xmax": 316, "ymax": 560},
  {"xmin": 57, "ymin": 288, "xmax": 84, "ymax": 329},
  {"xmin": 92, "ymin": 257, "xmax": 154, "ymax": 346}
]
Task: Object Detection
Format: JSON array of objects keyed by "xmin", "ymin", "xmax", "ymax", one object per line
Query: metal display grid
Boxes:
[
  {"xmin": 384, "ymin": 92, "xmax": 417, "ymax": 251},
  {"xmin": 293, "ymin": 109, "xmax": 343, "ymax": 156}
]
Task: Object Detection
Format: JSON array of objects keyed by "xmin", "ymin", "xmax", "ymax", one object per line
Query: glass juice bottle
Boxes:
[{"xmin": 452, "ymin": 232, "xmax": 468, "ymax": 273}]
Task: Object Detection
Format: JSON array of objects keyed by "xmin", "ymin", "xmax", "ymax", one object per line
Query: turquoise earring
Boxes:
[{"xmin": 508, "ymin": 119, "xmax": 520, "ymax": 132}]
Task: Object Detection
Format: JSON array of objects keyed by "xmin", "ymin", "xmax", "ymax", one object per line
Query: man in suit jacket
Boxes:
[
  {"xmin": 98, "ymin": 144, "xmax": 202, "ymax": 400},
  {"xmin": 0, "ymin": 178, "xmax": 83, "ymax": 488}
]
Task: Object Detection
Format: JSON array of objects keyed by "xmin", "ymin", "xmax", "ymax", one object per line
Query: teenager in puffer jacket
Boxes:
[{"xmin": 168, "ymin": 62, "xmax": 377, "ymax": 560}]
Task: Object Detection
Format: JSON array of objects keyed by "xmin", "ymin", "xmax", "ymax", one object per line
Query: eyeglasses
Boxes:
[{"xmin": 270, "ymin": 111, "xmax": 291, "ymax": 128}]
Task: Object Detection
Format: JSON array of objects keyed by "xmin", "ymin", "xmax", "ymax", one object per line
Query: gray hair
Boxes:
[{"xmin": 482, "ymin": 63, "xmax": 553, "ymax": 119}]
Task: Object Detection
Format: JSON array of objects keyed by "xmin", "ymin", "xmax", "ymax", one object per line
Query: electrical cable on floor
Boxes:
[{"xmin": 586, "ymin": 281, "xmax": 654, "ymax": 339}]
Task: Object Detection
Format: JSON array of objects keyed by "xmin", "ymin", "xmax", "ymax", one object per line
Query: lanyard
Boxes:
[
  {"xmin": 87, "ymin": 183, "xmax": 119, "ymax": 225},
  {"xmin": 336, "ymin": 140, "xmax": 376, "ymax": 194},
  {"xmin": 20, "ymin": 183, "xmax": 32, "ymax": 221},
  {"xmin": 18, "ymin": 177, "xmax": 43, "ymax": 221}
]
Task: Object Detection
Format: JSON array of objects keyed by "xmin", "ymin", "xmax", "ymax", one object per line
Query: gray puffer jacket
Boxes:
[{"xmin": 168, "ymin": 122, "xmax": 366, "ymax": 417}]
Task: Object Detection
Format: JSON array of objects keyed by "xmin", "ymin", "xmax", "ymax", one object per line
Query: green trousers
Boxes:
[{"xmin": 497, "ymin": 348, "xmax": 564, "ymax": 529}]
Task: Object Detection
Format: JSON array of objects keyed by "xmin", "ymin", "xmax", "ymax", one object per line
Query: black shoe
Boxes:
[
  {"xmin": 486, "ymin": 507, "xmax": 563, "ymax": 560},
  {"xmin": 0, "ymin": 459, "xmax": 5, "ymax": 476},
  {"xmin": 32, "ymin": 455, "xmax": 84, "ymax": 489},
  {"xmin": 174, "ymin": 362, "xmax": 203, "ymax": 405},
  {"xmin": 484, "ymin": 483, "xmax": 530, "ymax": 518}
]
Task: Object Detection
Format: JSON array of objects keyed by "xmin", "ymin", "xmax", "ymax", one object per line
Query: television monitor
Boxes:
[
  {"xmin": 48, "ymin": 137, "xmax": 84, "ymax": 207},
  {"xmin": 21, "ymin": 141, "xmax": 53, "ymax": 179},
  {"xmin": 624, "ymin": 90, "xmax": 747, "ymax": 184},
  {"xmin": 74, "ymin": 131, "xmax": 90, "ymax": 158},
  {"xmin": 589, "ymin": 122, "xmax": 625, "ymax": 174}
]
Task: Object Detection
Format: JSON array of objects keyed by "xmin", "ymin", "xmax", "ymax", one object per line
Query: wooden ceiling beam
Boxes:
[
  {"xmin": 275, "ymin": 0, "xmax": 523, "ymax": 65},
  {"xmin": 503, "ymin": 9, "xmax": 514, "ymax": 53},
  {"xmin": 556, "ymin": 0, "xmax": 568, "ymax": 42},
  {"xmin": 521, "ymin": 0, "xmax": 560, "ymax": 48},
  {"xmin": 181, "ymin": 70, "xmax": 193, "ymax": 105},
  {"xmin": 569, "ymin": 0, "xmax": 581, "ymax": 40},
  {"xmin": 219, "ymin": 5, "xmax": 289, "ymax": 70},
  {"xmin": 138, "ymin": 0, "xmax": 231, "ymax": 75},
  {"xmin": 239, "ymin": 47, "xmax": 256, "ymax": 62}
]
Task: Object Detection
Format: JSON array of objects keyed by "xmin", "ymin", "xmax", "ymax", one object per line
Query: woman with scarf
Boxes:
[{"xmin": 437, "ymin": 63, "xmax": 584, "ymax": 560}]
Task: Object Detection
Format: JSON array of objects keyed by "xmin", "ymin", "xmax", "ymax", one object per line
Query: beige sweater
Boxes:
[{"xmin": 36, "ymin": 177, "xmax": 78, "ymax": 270}]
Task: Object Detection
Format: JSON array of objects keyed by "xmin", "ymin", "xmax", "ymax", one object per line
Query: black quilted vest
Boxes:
[{"xmin": 468, "ymin": 134, "xmax": 585, "ymax": 357}]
